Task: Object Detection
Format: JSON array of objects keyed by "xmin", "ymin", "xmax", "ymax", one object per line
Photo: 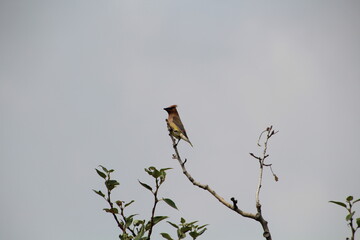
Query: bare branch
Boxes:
[
  {"xmin": 166, "ymin": 121, "xmax": 256, "ymax": 219},
  {"xmin": 166, "ymin": 120, "xmax": 278, "ymax": 240},
  {"xmin": 254, "ymin": 126, "xmax": 279, "ymax": 239}
]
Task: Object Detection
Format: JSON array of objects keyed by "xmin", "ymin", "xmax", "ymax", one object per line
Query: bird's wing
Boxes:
[{"xmin": 173, "ymin": 115, "xmax": 189, "ymax": 138}]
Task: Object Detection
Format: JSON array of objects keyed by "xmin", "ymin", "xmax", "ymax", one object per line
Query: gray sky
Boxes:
[{"xmin": 1, "ymin": 1, "xmax": 360, "ymax": 240}]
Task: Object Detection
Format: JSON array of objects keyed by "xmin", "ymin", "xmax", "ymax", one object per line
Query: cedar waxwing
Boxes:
[{"xmin": 164, "ymin": 105, "xmax": 193, "ymax": 147}]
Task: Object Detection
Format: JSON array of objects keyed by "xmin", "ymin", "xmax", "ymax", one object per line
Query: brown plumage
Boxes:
[{"xmin": 164, "ymin": 105, "xmax": 193, "ymax": 147}]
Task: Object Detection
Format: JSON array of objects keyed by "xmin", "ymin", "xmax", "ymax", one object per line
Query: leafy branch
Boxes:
[
  {"xmin": 93, "ymin": 165, "xmax": 206, "ymax": 240},
  {"xmin": 141, "ymin": 167, "xmax": 174, "ymax": 239},
  {"xmin": 166, "ymin": 122, "xmax": 278, "ymax": 240},
  {"xmin": 93, "ymin": 165, "xmax": 124, "ymax": 233},
  {"xmin": 330, "ymin": 196, "xmax": 360, "ymax": 240},
  {"xmin": 161, "ymin": 218, "xmax": 208, "ymax": 240}
]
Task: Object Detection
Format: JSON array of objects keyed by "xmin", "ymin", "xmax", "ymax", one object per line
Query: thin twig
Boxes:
[
  {"xmin": 106, "ymin": 187, "xmax": 125, "ymax": 234},
  {"xmin": 147, "ymin": 178, "xmax": 160, "ymax": 240},
  {"xmin": 348, "ymin": 201, "xmax": 355, "ymax": 240},
  {"xmin": 254, "ymin": 126, "xmax": 279, "ymax": 239},
  {"xmin": 119, "ymin": 203, "xmax": 136, "ymax": 237}
]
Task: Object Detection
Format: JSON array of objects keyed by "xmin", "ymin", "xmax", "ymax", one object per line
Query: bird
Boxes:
[{"xmin": 164, "ymin": 105, "xmax": 193, "ymax": 147}]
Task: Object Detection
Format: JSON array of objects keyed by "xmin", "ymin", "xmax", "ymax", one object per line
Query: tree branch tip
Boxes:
[
  {"xmin": 274, "ymin": 174, "xmax": 279, "ymax": 182},
  {"xmin": 257, "ymin": 130, "xmax": 267, "ymax": 146},
  {"xmin": 250, "ymin": 152, "xmax": 261, "ymax": 160},
  {"xmin": 269, "ymin": 129, "xmax": 279, "ymax": 138}
]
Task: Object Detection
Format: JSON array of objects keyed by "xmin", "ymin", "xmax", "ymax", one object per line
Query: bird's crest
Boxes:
[{"xmin": 166, "ymin": 104, "xmax": 177, "ymax": 109}]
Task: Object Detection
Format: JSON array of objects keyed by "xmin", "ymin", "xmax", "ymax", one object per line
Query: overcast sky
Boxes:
[{"xmin": 1, "ymin": 1, "xmax": 360, "ymax": 240}]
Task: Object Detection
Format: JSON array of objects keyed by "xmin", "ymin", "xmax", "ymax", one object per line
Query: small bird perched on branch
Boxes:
[{"xmin": 164, "ymin": 105, "xmax": 193, "ymax": 147}]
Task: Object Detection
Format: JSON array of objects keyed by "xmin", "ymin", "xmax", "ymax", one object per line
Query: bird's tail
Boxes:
[{"xmin": 181, "ymin": 134, "xmax": 193, "ymax": 147}]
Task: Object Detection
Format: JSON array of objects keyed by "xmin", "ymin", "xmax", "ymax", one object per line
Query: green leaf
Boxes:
[
  {"xmin": 353, "ymin": 198, "xmax": 360, "ymax": 204},
  {"xmin": 188, "ymin": 221, "xmax": 198, "ymax": 226},
  {"xmin": 138, "ymin": 180, "xmax": 152, "ymax": 191},
  {"xmin": 93, "ymin": 189, "xmax": 105, "ymax": 198},
  {"xmin": 197, "ymin": 228, "xmax": 207, "ymax": 236},
  {"xmin": 346, "ymin": 211, "xmax": 355, "ymax": 221},
  {"xmin": 163, "ymin": 198, "xmax": 178, "ymax": 210},
  {"xmin": 95, "ymin": 169, "xmax": 107, "ymax": 179},
  {"xmin": 159, "ymin": 173, "xmax": 166, "ymax": 183},
  {"xmin": 105, "ymin": 179, "xmax": 119, "ymax": 191},
  {"xmin": 125, "ymin": 216, "xmax": 133, "ymax": 228},
  {"xmin": 152, "ymin": 170, "xmax": 161, "ymax": 178},
  {"xmin": 159, "ymin": 168, "xmax": 172, "ymax": 180},
  {"xmin": 167, "ymin": 221, "xmax": 179, "ymax": 229},
  {"xmin": 329, "ymin": 201, "xmax": 347, "ymax": 208},
  {"xmin": 180, "ymin": 217, "xmax": 186, "ymax": 224},
  {"xmin": 198, "ymin": 224, "xmax": 209, "ymax": 230},
  {"xmin": 189, "ymin": 231, "xmax": 199, "ymax": 239},
  {"xmin": 346, "ymin": 196, "xmax": 354, "ymax": 202},
  {"xmin": 134, "ymin": 225, "xmax": 145, "ymax": 240},
  {"xmin": 152, "ymin": 216, "xmax": 168, "ymax": 226},
  {"xmin": 177, "ymin": 228, "xmax": 186, "ymax": 239},
  {"xmin": 125, "ymin": 200, "xmax": 135, "ymax": 208},
  {"xmin": 133, "ymin": 219, "xmax": 144, "ymax": 227},
  {"xmin": 180, "ymin": 226, "xmax": 192, "ymax": 234},
  {"xmin": 99, "ymin": 165, "xmax": 109, "ymax": 173},
  {"xmin": 120, "ymin": 233, "xmax": 130, "ymax": 240},
  {"xmin": 160, "ymin": 168, "xmax": 172, "ymax": 172},
  {"xmin": 145, "ymin": 167, "xmax": 161, "ymax": 178},
  {"xmin": 356, "ymin": 218, "xmax": 360, "ymax": 227},
  {"xmin": 119, "ymin": 221, "xmax": 125, "ymax": 231},
  {"xmin": 103, "ymin": 208, "xmax": 119, "ymax": 214},
  {"xmin": 161, "ymin": 233, "xmax": 174, "ymax": 240},
  {"xmin": 124, "ymin": 214, "xmax": 138, "ymax": 224}
]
